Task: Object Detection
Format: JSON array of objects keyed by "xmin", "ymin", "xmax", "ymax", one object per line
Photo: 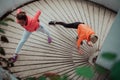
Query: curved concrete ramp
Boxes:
[{"xmin": 1, "ymin": 0, "xmax": 116, "ymax": 79}]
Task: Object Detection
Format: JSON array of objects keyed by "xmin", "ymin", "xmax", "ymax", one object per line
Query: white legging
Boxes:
[{"xmin": 15, "ymin": 25, "xmax": 51, "ymax": 54}]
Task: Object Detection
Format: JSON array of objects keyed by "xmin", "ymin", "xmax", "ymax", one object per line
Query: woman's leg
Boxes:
[
  {"xmin": 15, "ymin": 30, "xmax": 32, "ymax": 54},
  {"xmin": 37, "ymin": 24, "xmax": 52, "ymax": 43},
  {"xmin": 49, "ymin": 21, "xmax": 84, "ymax": 29},
  {"xmin": 55, "ymin": 22, "xmax": 80, "ymax": 29},
  {"xmin": 10, "ymin": 30, "xmax": 31, "ymax": 62}
]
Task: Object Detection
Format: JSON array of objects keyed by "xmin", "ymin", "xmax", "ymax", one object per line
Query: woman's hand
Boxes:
[
  {"xmin": 87, "ymin": 41, "xmax": 93, "ymax": 47},
  {"xmin": 78, "ymin": 49, "xmax": 83, "ymax": 54}
]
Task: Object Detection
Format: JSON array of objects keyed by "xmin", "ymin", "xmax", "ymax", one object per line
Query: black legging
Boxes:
[{"xmin": 55, "ymin": 22, "xmax": 84, "ymax": 29}]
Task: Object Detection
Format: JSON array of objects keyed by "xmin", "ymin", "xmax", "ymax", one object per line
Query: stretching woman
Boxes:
[{"xmin": 10, "ymin": 9, "xmax": 52, "ymax": 62}]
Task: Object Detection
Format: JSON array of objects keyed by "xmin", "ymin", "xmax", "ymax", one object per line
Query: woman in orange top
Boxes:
[
  {"xmin": 49, "ymin": 21, "xmax": 98, "ymax": 49},
  {"xmin": 77, "ymin": 24, "xmax": 98, "ymax": 48},
  {"xmin": 10, "ymin": 9, "xmax": 52, "ymax": 62}
]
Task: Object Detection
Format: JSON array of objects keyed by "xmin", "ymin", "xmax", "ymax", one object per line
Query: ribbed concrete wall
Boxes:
[{"xmin": 0, "ymin": 0, "xmax": 116, "ymax": 79}]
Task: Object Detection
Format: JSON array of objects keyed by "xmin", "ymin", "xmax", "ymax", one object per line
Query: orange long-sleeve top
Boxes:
[
  {"xmin": 77, "ymin": 24, "xmax": 95, "ymax": 48},
  {"xmin": 16, "ymin": 9, "xmax": 41, "ymax": 32}
]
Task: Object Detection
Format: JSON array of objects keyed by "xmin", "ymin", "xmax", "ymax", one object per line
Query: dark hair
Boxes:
[{"xmin": 16, "ymin": 12, "xmax": 27, "ymax": 21}]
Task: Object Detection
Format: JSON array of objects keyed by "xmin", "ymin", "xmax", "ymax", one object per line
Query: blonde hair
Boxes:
[{"xmin": 90, "ymin": 34, "xmax": 98, "ymax": 43}]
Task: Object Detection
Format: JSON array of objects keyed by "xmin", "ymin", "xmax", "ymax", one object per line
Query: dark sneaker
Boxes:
[
  {"xmin": 49, "ymin": 21, "xmax": 56, "ymax": 25},
  {"xmin": 92, "ymin": 56, "xmax": 98, "ymax": 63},
  {"xmin": 9, "ymin": 55, "xmax": 18, "ymax": 63}
]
